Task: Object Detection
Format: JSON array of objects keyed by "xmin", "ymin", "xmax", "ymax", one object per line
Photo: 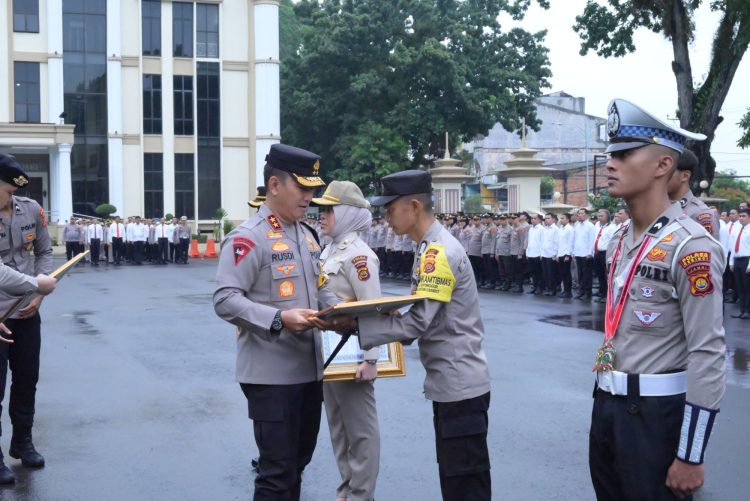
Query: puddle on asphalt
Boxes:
[
  {"xmin": 727, "ymin": 349, "xmax": 750, "ymax": 389},
  {"xmin": 71, "ymin": 310, "xmax": 100, "ymax": 335},
  {"xmin": 176, "ymin": 294, "xmax": 212, "ymax": 305},
  {"xmin": 539, "ymin": 312, "xmax": 604, "ymax": 332}
]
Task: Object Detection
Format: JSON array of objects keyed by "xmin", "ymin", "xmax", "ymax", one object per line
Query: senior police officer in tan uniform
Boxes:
[
  {"xmin": 0, "ymin": 154, "xmax": 55, "ymax": 484},
  {"xmin": 315, "ymin": 170, "xmax": 492, "ymax": 501},
  {"xmin": 313, "ymin": 181, "xmax": 382, "ymax": 501},
  {"xmin": 667, "ymin": 148, "xmax": 720, "ymax": 240},
  {"xmin": 590, "ymin": 99, "xmax": 726, "ymax": 500},
  {"xmin": 213, "ymin": 144, "xmax": 341, "ymax": 500}
]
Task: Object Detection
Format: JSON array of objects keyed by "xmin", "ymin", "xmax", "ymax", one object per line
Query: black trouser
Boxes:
[
  {"xmin": 126, "ymin": 242, "xmax": 134, "ymax": 262},
  {"xmin": 512, "ymin": 256, "xmax": 526, "ymax": 288},
  {"xmin": 433, "ymin": 392, "xmax": 491, "ymax": 501},
  {"xmin": 179, "ymin": 238, "xmax": 190, "ymax": 263},
  {"xmin": 733, "ymin": 256, "xmax": 750, "ymax": 313},
  {"xmin": 498, "ymin": 255, "xmax": 512, "ymax": 287},
  {"xmin": 103, "ymin": 243, "xmax": 109, "ymax": 263},
  {"xmin": 241, "ymin": 381, "xmax": 323, "ymax": 501},
  {"xmin": 559, "ymin": 256, "xmax": 572, "ymax": 293},
  {"xmin": 594, "ymin": 251, "xmax": 608, "ymax": 298},
  {"xmin": 403, "ymin": 251, "xmax": 414, "ymax": 276},
  {"xmin": 541, "ymin": 257, "xmax": 559, "ymax": 292},
  {"xmin": 724, "ymin": 252, "xmax": 736, "ymax": 299},
  {"xmin": 0, "ymin": 315, "xmax": 41, "ymax": 437},
  {"xmin": 469, "ymin": 255, "xmax": 482, "ymax": 283},
  {"xmin": 528, "ymin": 257, "xmax": 543, "ymax": 291},
  {"xmin": 169, "ymin": 242, "xmax": 176, "ymax": 262},
  {"xmin": 65, "ymin": 241, "xmax": 77, "ymax": 260},
  {"xmin": 481, "ymin": 254, "xmax": 496, "ymax": 285},
  {"xmin": 112, "ymin": 237, "xmax": 124, "ymax": 264},
  {"xmin": 576, "ymin": 256, "xmax": 593, "ymax": 295},
  {"xmin": 90, "ymin": 238, "xmax": 101, "ymax": 264},
  {"xmin": 133, "ymin": 241, "xmax": 145, "ymax": 264},
  {"xmin": 590, "ymin": 384, "xmax": 687, "ymax": 501},
  {"xmin": 376, "ymin": 247, "xmax": 386, "ymax": 274},
  {"xmin": 157, "ymin": 237, "xmax": 169, "ymax": 264}
]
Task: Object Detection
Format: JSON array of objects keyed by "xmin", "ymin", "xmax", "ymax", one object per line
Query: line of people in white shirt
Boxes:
[
  {"xmin": 61, "ymin": 216, "xmax": 193, "ymax": 266},
  {"xmin": 719, "ymin": 203, "xmax": 750, "ymax": 319}
]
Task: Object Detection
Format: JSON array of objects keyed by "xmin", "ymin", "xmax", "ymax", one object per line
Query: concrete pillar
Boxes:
[
  {"xmin": 107, "ymin": 0, "xmax": 124, "ymax": 214},
  {"xmin": 253, "ymin": 0, "xmax": 280, "ymax": 182},
  {"xmin": 57, "ymin": 144, "xmax": 73, "ymax": 222},
  {"xmin": 46, "ymin": 0, "xmax": 64, "ymax": 123}
]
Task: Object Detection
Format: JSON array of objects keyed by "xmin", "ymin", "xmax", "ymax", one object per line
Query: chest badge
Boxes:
[
  {"xmin": 633, "ymin": 310, "xmax": 662, "ymax": 326},
  {"xmin": 640, "ymin": 285, "xmax": 655, "ymax": 298},
  {"xmin": 272, "ymin": 241, "xmax": 290, "ymax": 252},
  {"xmin": 279, "ymin": 280, "xmax": 295, "ymax": 297},
  {"xmin": 647, "ymin": 246, "xmax": 667, "ymax": 262},
  {"xmin": 276, "ymin": 264, "xmax": 296, "ymax": 276},
  {"xmin": 266, "ymin": 230, "xmax": 284, "ymax": 240}
]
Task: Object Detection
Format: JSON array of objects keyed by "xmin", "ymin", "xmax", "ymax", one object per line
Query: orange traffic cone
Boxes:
[
  {"xmin": 203, "ymin": 239, "xmax": 218, "ymax": 258},
  {"xmin": 189, "ymin": 239, "xmax": 201, "ymax": 258}
]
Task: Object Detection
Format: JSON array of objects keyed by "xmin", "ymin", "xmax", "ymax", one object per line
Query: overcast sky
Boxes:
[{"xmin": 502, "ymin": 0, "xmax": 750, "ymax": 178}]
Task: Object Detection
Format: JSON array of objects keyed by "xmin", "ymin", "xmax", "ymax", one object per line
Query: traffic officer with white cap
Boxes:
[
  {"xmin": 0, "ymin": 153, "xmax": 54, "ymax": 483},
  {"xmin": 213, "ymin": 143, "xmax": 340, "ymax": 500},
  {"xmin": 315, "ymin": 170, "xmax": 492, "ymax": 501},
  {"xmin": 667, "ymin": 149, "xmax": 721, "ymax": 239},
  {"xmin": 590, "ymin": 99, "xmax": 726, "ymax": 500},
  {"xmin": 313, "ymin": 181, "xmax": 382, "ymax": 501}
]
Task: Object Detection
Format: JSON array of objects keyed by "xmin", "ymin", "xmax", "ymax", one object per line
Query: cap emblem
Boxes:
[
  {"xmin": 607, "ymin": 102, "xmax": 620, "ymax": 137},
  {"xmin": 312, "ymin": 160, "xmax": 320, "ymax": 176},
  {"xmin": 14, "ymin": 176, "xmax": 29, "ymax": 186}
]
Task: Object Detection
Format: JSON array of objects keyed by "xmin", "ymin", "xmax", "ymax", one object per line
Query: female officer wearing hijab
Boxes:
[{"xmin": 313, "ymin": 181, "xmax": 381, "ymax": 501}]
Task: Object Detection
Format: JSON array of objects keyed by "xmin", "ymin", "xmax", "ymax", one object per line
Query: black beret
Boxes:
[{"xmin": 0, "ymin": 154, "xmax": 30, "ymax": 188}]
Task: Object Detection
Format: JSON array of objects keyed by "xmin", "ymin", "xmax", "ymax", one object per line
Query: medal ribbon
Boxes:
[{"xmin": 604, "ymin": 222, "xmax": 680, "ymax": 341}]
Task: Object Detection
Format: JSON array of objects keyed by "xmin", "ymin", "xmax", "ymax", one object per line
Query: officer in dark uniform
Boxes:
[
  {"xmin": 590, "ymin": 100, "xmax": 725, "ymax": 500},
  {"xmin": 214, "ymin": 144, "xmax": 340, "ymax": 500},
  {"xmin": 0, "ymin": 154, "xmax": 54, "ymax": 483}
]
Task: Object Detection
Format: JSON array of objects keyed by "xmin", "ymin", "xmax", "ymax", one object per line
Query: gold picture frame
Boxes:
[{"xmin": 321, "ymin": 330, "xmax": 406, "ymax": 382}]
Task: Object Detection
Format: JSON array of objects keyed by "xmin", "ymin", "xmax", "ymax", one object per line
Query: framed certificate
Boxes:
[
  {"xmin": 316, "ymin": 295, "xmax": 425, "ymax": 319},
  {"xmin": 321, "ymin": 330, "xmax": 406, "ymax": 382}
]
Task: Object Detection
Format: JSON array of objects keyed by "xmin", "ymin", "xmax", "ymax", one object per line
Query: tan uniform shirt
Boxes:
[
  {"xmin": 496, "ymin": 225, "xmax": 512, "ymax": 256},
  {"xmin": 606, "ymin": 202, "xmax": 725, "ymax": 410},
  {"xmin": 358, "ymin": 220, "xmax": 491, "ymax": 402},
  {"xmin": 0, "ymin": 196, "xmax": 53, "ymax": 318},
  {"xmin": 213, "ymin": 204, "xmax": 339, "ymax": 384},
  {"xmin": 480, "ymin": 224, "xmax": 495, "ymax": 255},
  {"xmin": 321, "ymin": 232, "xmax": 381, "ymax": 360},
  {"xmin": 468, "ymin": 225, "xmax": 482, "ymax": 256},
  {"xmin": 678, "ymin": 190, "xmax": 720, "ymax": 240}
]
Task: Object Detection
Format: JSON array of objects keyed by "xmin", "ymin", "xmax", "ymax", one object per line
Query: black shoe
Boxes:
[
  {"xmin": 558, "ymin": 292, "xmax": 573, "ymax": 298},
  {"xmin": 526, "ymin": 289, "xmax": 537, "ymax": 295},
  {"xmin": 544, "ymin": 291, "xmax": 555, "ymax": 296},
  {"xmin": 9, "ymin": 435, "xmax": 45, "ymax": 468},
  {"xmin": 731, "ymin": 312, "xmax": 745, "ymax": 318},
  {"xmin": 0, "ymin": 459, "xmax": 14, "ymax": 484},
  {"xmin": 724, "ymin": 297, "xmax": 738, "ymax": 304},
  {"xmin": 742, "ymin": 313, "xmax": 750, "ymax": 320}
]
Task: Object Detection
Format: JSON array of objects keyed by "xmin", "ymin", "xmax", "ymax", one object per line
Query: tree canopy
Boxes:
[
  {"xmin": 280, "ymin": 0, "xmax": 551, "ymax": 193},
  {"xmin": 573, "ymin": 0, "xmax": 750, "ymax": 189}
]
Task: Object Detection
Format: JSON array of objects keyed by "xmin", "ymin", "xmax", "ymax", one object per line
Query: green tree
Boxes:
[
  {"xmin": 540, "ymin": 176, "xmax": 555, "ymax": 200},
  {"xmin": 739, "ymin": 108, "xmax": 750, "ymax": 149},
  {"xmin": 462, "ymin": 194, "xmax": 483, "ymax": 214},
  {"xmin": 281, "ymin": 0, "xmax": 551, "ymax": 194},
  {"xmin": 95, "ymin": 203, "xmax": 117, "ymax": 218},
  {"xmin": 588, "ymin": 189, "xmax": 623, "ymax": 213},
  {"xmin": 574, "ymin": 1, "xmax": 750, "ymax": 189},
  {"xmin": 712, "ymin": 169, "xmax": 750, "ymax": 193}
]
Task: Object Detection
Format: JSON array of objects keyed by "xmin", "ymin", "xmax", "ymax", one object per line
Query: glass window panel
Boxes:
[
  {"xmin": 63, "ymin": 15, "xmax": 86, "ymax": 51},
  {"xmin": 84, "ymin": 15, "xmax": 106, "ymax": 52}
]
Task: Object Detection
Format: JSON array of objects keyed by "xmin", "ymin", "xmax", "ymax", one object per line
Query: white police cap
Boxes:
[{"xmin": 606, "ymin": 99, "xmax": 706, "ymax": 154}]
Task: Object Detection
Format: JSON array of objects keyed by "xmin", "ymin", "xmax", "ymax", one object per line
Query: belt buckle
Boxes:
[{"xmin": 598, "ymin": 371, "xmax": 615, "ymax": 395}]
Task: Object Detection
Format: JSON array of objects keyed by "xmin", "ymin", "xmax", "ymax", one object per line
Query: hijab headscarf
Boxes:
[{"xmin": 330, "ymin": 204, "xmax": 372, "ymax": 243}]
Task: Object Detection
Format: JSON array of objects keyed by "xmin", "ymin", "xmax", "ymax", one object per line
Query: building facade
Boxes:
[{"xmin": 0, "ymin": 0, "xmax": 279, "ymax": 230}]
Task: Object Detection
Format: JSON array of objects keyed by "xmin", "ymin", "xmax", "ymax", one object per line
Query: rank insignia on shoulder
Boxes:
[
  {"xmin": 233, "ymin": 237, "xmax": 256, "ymax": 265},
  {"xmin": 267, "ymin": 215, "xmax": 283, "ymax": 232},
  {"xmin": 648, "ymin": 217, "xmax": 669, "ymax": 234}
]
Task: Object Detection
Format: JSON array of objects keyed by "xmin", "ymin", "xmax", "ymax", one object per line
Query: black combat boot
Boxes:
[
  {"xmin": 0, "ymin": 449, "xmax": 15, "ymax": 484},
  {"xmin": 9, "ymin": 427, "xmax": 45, "ymax": 468}
]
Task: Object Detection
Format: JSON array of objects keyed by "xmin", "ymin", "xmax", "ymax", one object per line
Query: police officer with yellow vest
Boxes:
[
  {"xmin": 315, "ymin": 170, "xmax": 492, "ymax": 500},
  {"xmin": 590, "ymin": 100, "xmax": 726, "ymax": 500},
  {"xmin": 0, "ymin": 154, "xmax": 54, "ymax": 483},
  {"xmin": 213, "ymin": 144, "xmax": 340, "ymax": 500}
]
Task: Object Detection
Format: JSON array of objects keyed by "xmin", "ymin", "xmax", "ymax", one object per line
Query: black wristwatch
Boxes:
[{"xmin": 271, "ymin": 310, "xmax": 283, "ymax": 333}]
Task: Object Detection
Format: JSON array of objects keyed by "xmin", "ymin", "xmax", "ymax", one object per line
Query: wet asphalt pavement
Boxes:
[{"xmin": 0, "ymin": 258, "xmax": 747, "ymax": 500}]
